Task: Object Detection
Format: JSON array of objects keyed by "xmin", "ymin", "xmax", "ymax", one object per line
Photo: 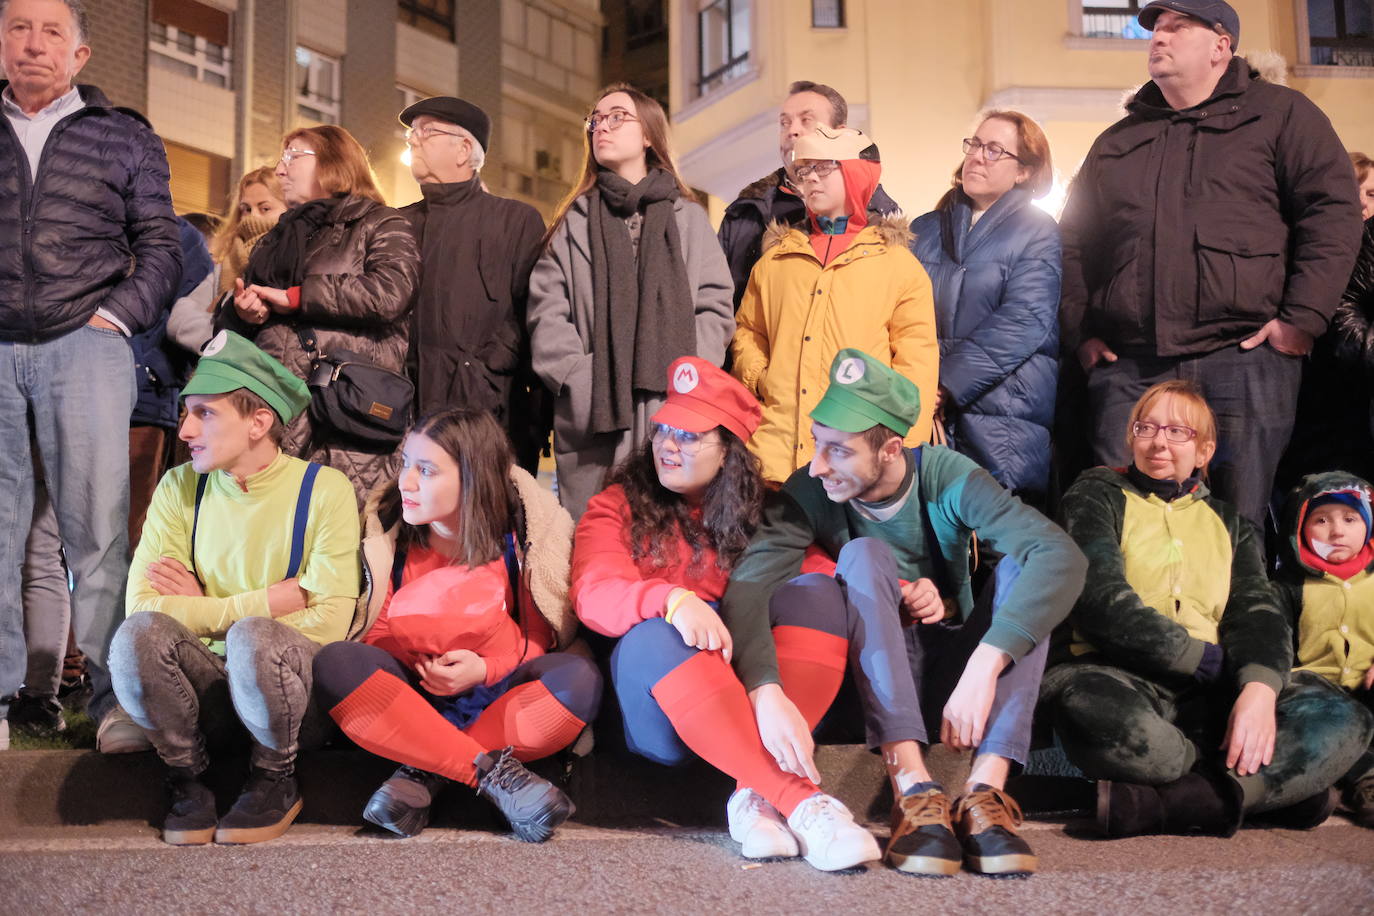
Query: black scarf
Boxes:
[
  {"xmin": 242, "ymin": 195, "xmax": 342, "ymax": 290},
  {"xmin": 1126, "ymin": 463, "xmax": 1202, "ymax": 502},
  {"xmin": 588, "ymin": 167, "xmax": 694, "ymax": 435}
]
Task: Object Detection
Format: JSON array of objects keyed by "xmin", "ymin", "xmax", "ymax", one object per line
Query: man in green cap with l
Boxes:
[
  {"xmin": 110, "ymin": 331, "xmax": 361, "ymax": 847},
  {"xmin": 719, "ymin": 348, "xmax": 1086, "ymax": 877}
]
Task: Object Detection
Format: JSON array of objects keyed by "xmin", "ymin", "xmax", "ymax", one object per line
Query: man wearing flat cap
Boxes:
[
  {"xmin": 399, "ymin": 96, "xmax": 549, "ymax": 471},
  {"xmin": 1059, "ymin": 0, "xmax": 1364, "ymax": 530},
  {"xmin": 719, "ymin": 349, "xmax": 1086, "ymax": 877},
  {"xmin": 109, "ymin": 331, "xmax": 361, "ymax": 847}
]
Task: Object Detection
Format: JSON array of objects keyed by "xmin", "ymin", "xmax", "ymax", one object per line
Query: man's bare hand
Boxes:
[
  {"xmin": 266, "ymin": 578, "xmax": 309, "ymax": 618},
  {"xmin": 1239, "ymin": 319, "xmax": 1313, "ymax": 357},
  {"xmin": 1077, "ymin": 337, "xmax": 1118, "ymax": 372},
  {"xmin": 146, "ymin": 557, "xmax": 203, "ymax": 597}
]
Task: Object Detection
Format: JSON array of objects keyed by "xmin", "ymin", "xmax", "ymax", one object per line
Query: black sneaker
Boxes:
[
  {"xmin": 954, "ymin": 783, "xmax": 1037, "ymax": 876},
  {"xmin": 885, "ymin": 784, "xmax": 963, "ymax": 877},
  {"xmin": 7, "ymin": 694, "xmax": 66, "ymax": 737},
  {"xmin": 363, "ymin": 766, "xmax": 449, "ymax": 838},
  {"xmin": 163, "ymin": 767, "xmax": 217, "ymax": 846},
  {"xmin": 1346, "ymin": 776, "xmax": 1374, "ymax": 829},
  {"xmin": 214, "ymin": 767, "xmax": 303, "ymax": 844},
  {"xmin": 473, "ymin": 747, "xmax": 574, "ymax": 842}
]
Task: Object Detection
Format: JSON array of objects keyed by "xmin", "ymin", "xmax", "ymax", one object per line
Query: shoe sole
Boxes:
[
  {"xmin": 163, "ymin": 825, "xmax": 216, "ymax": 846},
  {"xmin": 508, "ymin": 794, "xmax": 575, "ymax": 843},
  {"xmin": 1095, "ymin": 779, "xmax": 1113, "ymax": 836},
  {"xmin": 884, "ymin": 851, "xmax": 961, "ymax": 877},
  {"xmin": 362, "ymin": 795, "xmax": 428, "ymax": 838},
  {"xmin": 739, "ymin": 835, "xmax": 801, "ymax": 859},
  {"xmin": 213, "ymin": 798, "xmax": 304, "ymax": 845},
  {"xmin": 966, "ymin": 852, "xmax": 1038, "ymax": 875}
]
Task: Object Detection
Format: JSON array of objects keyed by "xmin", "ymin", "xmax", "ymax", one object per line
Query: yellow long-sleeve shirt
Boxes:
[{"xmin": 127, "ymin": 451, "xmax": 361, "ymax": 647}]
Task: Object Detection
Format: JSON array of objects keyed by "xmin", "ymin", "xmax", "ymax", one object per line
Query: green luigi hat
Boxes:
[
  {"xmin": 810, "ymin": 348, "xmax": 920, "ymax": 436},
  {"xmin": 182, "ymin": 331, "xmax": 311, "ymax": 424}
]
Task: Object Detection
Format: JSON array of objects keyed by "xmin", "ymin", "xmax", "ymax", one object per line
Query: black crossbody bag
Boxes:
[{"xmin": 295, "ymin": 326, "xmax": 414, "ymax": 447}]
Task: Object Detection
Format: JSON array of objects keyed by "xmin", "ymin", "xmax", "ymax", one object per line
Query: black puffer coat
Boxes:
[
  {"xmin": 0, "ymin": 82, "xmax": 181, "ymax": 341},
  {"xmin": 1330, "ymin": 217, "xmax": 1374, "ymax": 444},
  {"xmin": 220, "ymin": 194, "xmax": 419, "ymax": 503}
]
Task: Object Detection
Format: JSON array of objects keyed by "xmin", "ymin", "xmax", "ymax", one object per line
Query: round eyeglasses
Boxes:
[
  {"xmin": 585, "ymin": 110, "xmax": 639, "ymax": 133},
  {"xmin": 651, "ymin": 424, "xmax": 720, "ymax": 457},
  {"xmin": 1132, "ymin": 421, "xmax": 1198, "ymax": 443},
  {"xmin": 793, "ymin": 160, "xmax": 840, "ymax": 182},
  {"xmin": 961, "ymin": 137, "xmax": 1021, "ymax": 163}
]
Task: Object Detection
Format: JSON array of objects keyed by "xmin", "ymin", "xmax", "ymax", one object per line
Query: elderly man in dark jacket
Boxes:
[
  {"xmin": 716, "ymin": 81, "xmax": 899, "ymax": 310},
  {"xmin": 398, "ymin": 96, "xmax": 548, "ymax": 472},
  {"xmin": 1060, "ymin": 0, "xmax": 1364, "ymax": 530},
  {"xmin": 0, "ymin": 0, "xmax": 182, "ymax": 751}
]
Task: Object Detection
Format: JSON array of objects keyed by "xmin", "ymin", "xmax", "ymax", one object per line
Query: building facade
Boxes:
[
  {"xmin": 666, "ymin": 0, "xmax": 1374, "ymax": 221},
  {"xmin": 57, "ymin": 0, "xmax": 602, "ymax": 219}
]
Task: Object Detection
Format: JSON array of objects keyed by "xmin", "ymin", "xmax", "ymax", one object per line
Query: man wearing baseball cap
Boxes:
[
  {"xmin": 572, "ymin": 356, "xmax": 881, "ymax": 871},
  {"xmin": 732, "ymin": 124, "xmax": 937, "ymax": 486},
  {"xmin": 398, "ymin": 96, "xmax": 549, "ymax": 473},
  {"xmin": 109, "ymin": 331, "xmax": 361, "ymax": 847},
  {"xmin": 1059, "ymin": 0, "xmax": 1363, "ymax": 529},
  {"xmin": 719, "ymin": 349, "xmax": 1086, "ymax": 877}
]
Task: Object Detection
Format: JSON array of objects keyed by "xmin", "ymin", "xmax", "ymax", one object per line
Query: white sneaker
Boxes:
[
  {"xmin": 727, "ymin": 788, "xmax": 800, "ymax": 858},
  {"xmin": 786, "ymin": 794, "xmax": 881, "ymax": 872},
  {"xmin": 0, "ymin": 718, "xmax": 9, "ymax": 751},
  {"xmin": 96, "ymin": 706, "xmax": 154, "ymax": 754}
]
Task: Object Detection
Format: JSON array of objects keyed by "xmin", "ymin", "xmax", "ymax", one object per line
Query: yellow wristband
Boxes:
[{"xmin": 664, "ymin": 589, "xmax": 695, "ymax": 625}]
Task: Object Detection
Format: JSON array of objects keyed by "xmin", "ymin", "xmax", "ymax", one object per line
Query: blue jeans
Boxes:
[
  {"xmin": 609, "ymin": 618, "xmax": 700, "ymax": 766},
  {"xmin": 0, "ymin": 325, "xmax": 135, "ymax": 720},
  {"xmin": 1086, "ymin": 344, "xmax": 1302, "ymax": 530},
  {"xmin": 771, "ymin": 538, "xmax": 1047, "ymax": 764}
]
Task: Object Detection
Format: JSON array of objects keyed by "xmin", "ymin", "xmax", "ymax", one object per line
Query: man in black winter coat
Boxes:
[
  {"xmin": 1059, "ymin": 0, "xmax": 1363, "ymax": 531},
  {"xmin": 0, "ymin": 0, "xmax": 182, "ymax": 752},
  {"xmin": 716, "ymin": 80, "xmax": 900, "ymax": 310},
  {"xmin": 398, "ymin": 96, "xmax": 549, "ymax": 473}
]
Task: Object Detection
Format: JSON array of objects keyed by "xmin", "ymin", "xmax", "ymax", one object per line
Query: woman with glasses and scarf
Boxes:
[
  {"xmin": 527, "ymin": 83, "xmax": 734, "ymax": 520},
  {"xmin": 1040, "ymin": 380, "xmax": 1370, "ymax": 838},
  {"xmin": 909, "ymin": 111, "xmax": 1061, "ymax": 510},
  {"xmin": 571, "ymin": 357, "xmax": 880, "ymax": 871},
  {"xmin": 219, "ymin": 126, "xmax": 420, "ymax": 504}
]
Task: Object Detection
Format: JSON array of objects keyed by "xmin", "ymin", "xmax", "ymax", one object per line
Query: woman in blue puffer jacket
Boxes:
[{"xmin": 910, "ymin": 110, "xmax": 1061, "ymax": 508}]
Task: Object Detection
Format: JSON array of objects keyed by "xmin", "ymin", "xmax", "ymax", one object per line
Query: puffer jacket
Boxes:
[
  {"xmin": 1331, "ymin": 219, "xmax": 1374, "ymax": 423},
  {"xmin": 354, "ymin": 465, "xmax": 577, "ymax": 649},
  {"xmin": 221, "ymin": 194, "xmax": 419, "ymax": 502},
  {"xmin": 1059, "ymin": 58, "xmax": 1363, "ymax": 358},
  {"xmin": 0, "ymin": 82, "xmax": 181, "ymax": 341},
  {"xmin": 1274, "ymin": 471, "xmax": 1374, "ymax": 691},
  {"xmin": 1054, "ymin": 466, "xmax": 1289, "ymax": 694},
  {"xmin": 718, "ymin": 167, "xmax": 900, "ymax": 309},
  {"xmin": 731, "ymin": 216, "xmax": 938, "ymax": 483},
  {"xmin": 910, "ymin": 187, "xmax": 1061, "ymax": 500}
]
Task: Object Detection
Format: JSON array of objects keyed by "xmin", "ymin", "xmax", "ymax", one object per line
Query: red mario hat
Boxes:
[{"xmin": 651, "ymin": 356, "xmax": 762, "ymax": 443}]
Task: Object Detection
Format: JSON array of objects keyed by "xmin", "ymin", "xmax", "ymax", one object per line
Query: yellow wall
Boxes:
[{"xmin": 670, "ymin": 0, "xmax": 1374, "ymax": 226}]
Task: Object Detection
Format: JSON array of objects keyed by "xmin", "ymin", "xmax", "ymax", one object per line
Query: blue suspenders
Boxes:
[{"xmin": 188, "ymin": 462, "xmax": 322, "ymax": 586}]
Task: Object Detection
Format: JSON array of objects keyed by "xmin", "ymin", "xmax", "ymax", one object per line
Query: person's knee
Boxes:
[
  {"xmin": 836, "ymin": 537, "xmax": 897, "ymax": 581},
  {"xmin": 312, "ymin": 640, "xmax": 387, "ymax": 707},
  {"xmin": 769, "ymin": 574, "xmax": 847, "ymax": 636},
  {"xmin": 532, "ymin": 652, "xmax": 603, "ymax": 723},
  {"xmin": 224, "ymin": 616, "xmax": 284, "ymax": 656},
  {"xmin": 110, "ymin": 611, "xmax": 180, "ymax": 668}
]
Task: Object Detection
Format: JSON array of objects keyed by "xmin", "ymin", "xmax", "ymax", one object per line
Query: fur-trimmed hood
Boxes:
[
  {"xmin": 762, "ymin": 212, "xmax": 913, "ymax": 255},
  {"xmin": 353, "ymin": 466, "xmax": 577, "ymax": 648}
]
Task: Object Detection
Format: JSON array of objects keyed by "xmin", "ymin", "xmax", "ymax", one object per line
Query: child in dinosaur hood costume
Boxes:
[
  {"xmin": 730, "ymin": 126, "xmax": 938, "ymax": 484},
  {"xmin": 1040, "ymin": 380, "xmax": 1372, "ymax": 838},
  {"xmin": 1274, "ymin": 472, "xmax": 1374, "ymax": 827}
]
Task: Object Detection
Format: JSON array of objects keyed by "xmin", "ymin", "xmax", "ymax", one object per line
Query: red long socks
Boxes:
[
  {"xmin": 651, "ymin": 650, "xmax": 818, "ymax": 818},
  {"xmin": 329, "ymin": 669, "xmax": 485, "ymax": 786},
  {"xmin": 772, "ymin": 625, "xmax": 848, "ymax": 730},
  {"xmin": 465, "ymin": 680, "xmax": 587, "ymax": 762}
]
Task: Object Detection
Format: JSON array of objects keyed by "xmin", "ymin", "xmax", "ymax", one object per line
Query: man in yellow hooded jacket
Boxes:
[{"xmin": 731, "ymin": 126, "xmax": 938, "ymax": 484}]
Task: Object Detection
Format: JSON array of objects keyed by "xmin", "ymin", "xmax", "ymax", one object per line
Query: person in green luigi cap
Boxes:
[
  {"xmin": 109, "ymin": 330, "xmax": 361, "ymax": 847},
  {"xmin": 717, "ymin": 348, "xmax": 1086, "ymax": 878}
]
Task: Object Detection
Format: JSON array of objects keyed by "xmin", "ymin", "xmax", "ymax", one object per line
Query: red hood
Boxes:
[{"xmin": 807, "ymin": 158, "xmax": 881, "ymax": 233}]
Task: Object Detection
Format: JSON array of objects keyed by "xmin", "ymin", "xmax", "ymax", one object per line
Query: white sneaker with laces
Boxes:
[
  {"xmin": 97, "ymin": 705, "xmax": 154, "ymax": 754},
  {"xmin": 727, "ymin": 787, "xmax": 800, "ymax": 858},
  {"xmin": 786, "ymin": 793, "xmax": 881, "ymax": 872}
]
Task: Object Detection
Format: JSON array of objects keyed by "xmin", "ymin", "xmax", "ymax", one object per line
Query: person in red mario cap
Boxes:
[{"xmin": 570, "ymin": 356, "xmax": 882, "ymax": 871}]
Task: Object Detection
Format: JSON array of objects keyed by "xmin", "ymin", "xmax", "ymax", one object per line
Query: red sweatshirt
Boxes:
[
  {"xmin": 572, "ymin": 485, "xmax": 729, "ymax": 637},
  {"xmin": 362, "ymin": 546, "xmax": 539, "ymax": 686}
]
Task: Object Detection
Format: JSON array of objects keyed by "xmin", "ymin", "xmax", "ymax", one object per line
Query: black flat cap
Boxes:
[
  {"xmin": 1138, "ymin": 1, "xmax": 1240, "ymax": 48},
  {"xmin": 399, "ymin": 96, "xmax": 491, "ymax": 151}
]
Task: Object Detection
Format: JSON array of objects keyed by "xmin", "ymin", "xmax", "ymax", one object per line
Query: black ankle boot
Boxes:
[
  {"xmin": 1097, "ymin": 768, "xmax": 1244, "ymax": 838},
  {"xmin": 1250, "ymin": 787, "xmax": 1337, "ymax": 830}
]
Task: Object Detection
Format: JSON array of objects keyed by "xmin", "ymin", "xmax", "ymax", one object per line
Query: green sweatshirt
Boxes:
[{"xmin": 719, "ymin": 444, "xmax": 1087, "ymax": 691}]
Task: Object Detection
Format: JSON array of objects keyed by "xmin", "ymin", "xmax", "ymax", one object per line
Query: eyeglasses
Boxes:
[
  {"xmin": 405, "ymin": 125, "xmax": 464, "ymax": 144},
  {"xmin": 1132, "ymin": 421, "xmax": 1198, "ymax": 443},
  {"xmin": 585, "ymin": 110, "xmax": 639, "ymax": 133},
  {"xmin": 793, "ymin": 160, "xmax": 840, "ymax": 182},
  {"xmin": 961, "ymin": 137, "xmax": 1021, "ymax": 163},
  {"xmin": 651, "ymin": 424, "xmax": 720, "ymax": 457},
  {"xmin": 279, "ymin": 148, "xmax": 317, "ymax": 165}
]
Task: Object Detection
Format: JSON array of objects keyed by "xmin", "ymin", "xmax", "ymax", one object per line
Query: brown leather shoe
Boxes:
[
  {"xmin": 954, "ymin": 783, "xmax": 1038, "ymax": 875},
  {"xmin": 885, "ymin": 785, "xmax": 962, "ymax": 876}
]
